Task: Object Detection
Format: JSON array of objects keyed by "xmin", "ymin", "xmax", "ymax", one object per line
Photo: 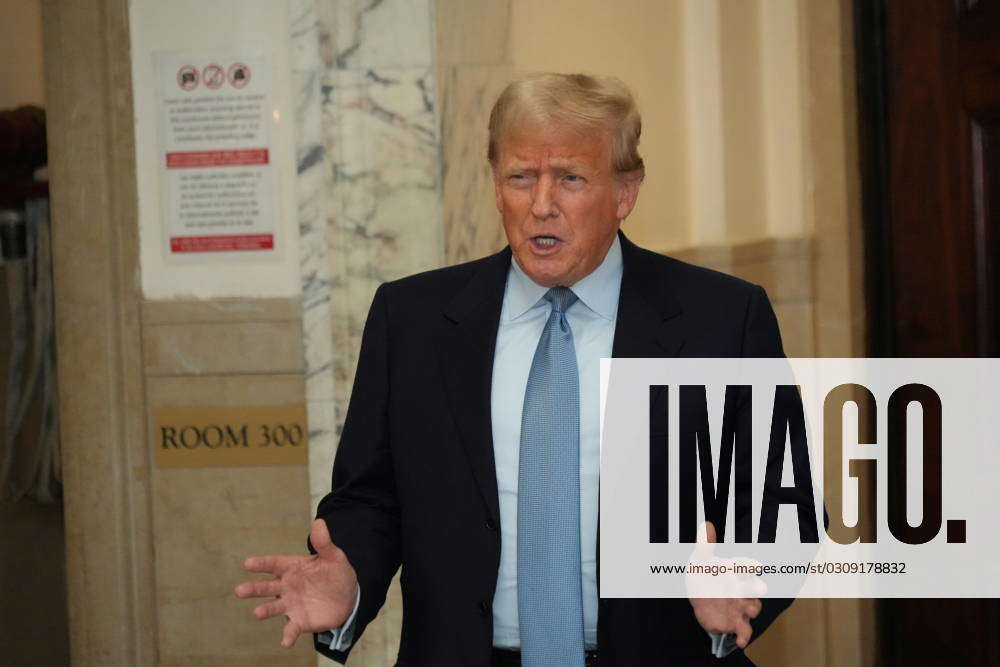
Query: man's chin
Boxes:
[
  {"xmin": 520, "ymin": 264, "xmax": 567, "ymax": 288},
  {"xmin": 516, "ymin": 245, "xmax": 591, "ymax": 287}
]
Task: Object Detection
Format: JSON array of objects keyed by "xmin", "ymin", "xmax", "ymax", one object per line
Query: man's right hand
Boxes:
[{"xmin": 235, "ymin": 518, "xmax": 359, "ymax": 648}]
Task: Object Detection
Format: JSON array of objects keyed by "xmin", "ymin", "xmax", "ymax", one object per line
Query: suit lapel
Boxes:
[
  {"xmin": 612, "ymin": 232, "xmax": 685, "ymax": 358},
  {"xmin": 437, "ymin": 247, "xmax": 511, "ymax": 525},
  {"xmin": 434, "ymin": 234, "xmax": 687, "ymax": 600},
  {"xmin": 599, "ymin": 233, "xmax": 685, "ymax": 660}
]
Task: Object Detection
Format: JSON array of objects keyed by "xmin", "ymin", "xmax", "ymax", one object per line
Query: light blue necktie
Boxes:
[{"xmin": 518, "ymin": 286, "xmax": 585, "ymax": 667}]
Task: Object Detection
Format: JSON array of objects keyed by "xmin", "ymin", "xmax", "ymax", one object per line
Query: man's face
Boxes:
[{"xmin": 492, "ymin": 123, "xmax": 640, "ymax": 287}]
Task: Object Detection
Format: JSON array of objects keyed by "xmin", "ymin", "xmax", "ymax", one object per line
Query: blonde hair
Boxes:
[{"xmin": 487, "ymin": 72, "xmax": 644, "ymax": 178}]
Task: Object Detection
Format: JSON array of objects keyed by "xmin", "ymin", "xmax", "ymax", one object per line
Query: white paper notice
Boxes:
[{"xmin": 155, "ymin": 52, "xmax": 277, "ymax": 255}]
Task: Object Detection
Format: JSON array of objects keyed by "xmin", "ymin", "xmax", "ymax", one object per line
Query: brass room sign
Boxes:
[{"xmin": 153, "ymin": 404, "xmax": 308, "ymax": 468}]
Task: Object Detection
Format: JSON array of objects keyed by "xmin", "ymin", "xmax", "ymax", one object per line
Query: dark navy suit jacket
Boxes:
[{"xmin": 314, "ymin": 232, "xmax": 791, "ymax": 666}]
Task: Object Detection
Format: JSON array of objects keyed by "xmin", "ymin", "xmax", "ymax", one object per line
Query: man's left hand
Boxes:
[{"xmin": 688, "ymin": 521, "xmax": 763, "ymax": 649}]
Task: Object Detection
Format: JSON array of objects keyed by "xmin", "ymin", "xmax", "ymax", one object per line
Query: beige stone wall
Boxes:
[
  {"xmin": 0, "ymin": 0, "xmax": 45, "ymax": 108},
  {"xmin": 142, "ymin": 300, "xmax": 314, "ymax": 666},
  {"xmin": 45, "ymin": 0, "xmax": 316, "ymax": 664}
]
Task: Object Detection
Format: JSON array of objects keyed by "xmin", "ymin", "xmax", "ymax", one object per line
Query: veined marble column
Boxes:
[
  {"xmin": 290, "ymin": 0, "xmax": 336, "ymax": 529},
  {"xmin": 290, "ymin": 1, "xmax": 444, "ymax": 665}
]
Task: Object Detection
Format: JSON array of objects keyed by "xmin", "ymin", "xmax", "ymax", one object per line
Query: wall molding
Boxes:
[{"xmin": 43, "ymin": 0, "xmax": 157, "ymax": 663}]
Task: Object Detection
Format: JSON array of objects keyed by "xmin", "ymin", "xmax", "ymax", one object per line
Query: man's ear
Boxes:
[
  {"xmin": 491, "ymin": 162, "xmax": 505, "ymax": 214},
  {"xmin": 615, "ymin": 173, "xmax": 641, "ymax": 221}
]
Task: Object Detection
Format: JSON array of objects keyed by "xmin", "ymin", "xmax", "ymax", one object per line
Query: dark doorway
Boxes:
[{"xmin": 857, "ymin": 0, "xmax": 1000, "ymax": 664}]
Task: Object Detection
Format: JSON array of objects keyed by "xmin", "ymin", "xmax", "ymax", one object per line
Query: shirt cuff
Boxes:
[
  {"xmin": 316, "ymin": 585, "xmax": 361, "ymax": 651},
  {"xmin": 709, "ymin": 631, "xmax": 738, "ymax": 658}
]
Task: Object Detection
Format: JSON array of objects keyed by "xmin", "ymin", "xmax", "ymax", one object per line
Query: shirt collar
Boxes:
[{"xmin": 504, "ymin": 235, "xmax": 623, "ymax": 322}]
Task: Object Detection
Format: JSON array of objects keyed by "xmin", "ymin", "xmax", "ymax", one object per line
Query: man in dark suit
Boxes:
[{"xmin": 237, "ymin": 73, "xmax": 790, "ymax": 666}]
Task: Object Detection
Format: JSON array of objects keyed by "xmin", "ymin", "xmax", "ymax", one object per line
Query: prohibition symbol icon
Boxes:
[
  {"xmin": 177, "ymin": 65, "xmax": 198, "ymax": 91},
  {"xmin": 203, "ymin": 64, "xmax": 225, "ymax": 90},
  {"xmin": 228, "ymin": 62, "xmax": 251, "ymax": 89}
]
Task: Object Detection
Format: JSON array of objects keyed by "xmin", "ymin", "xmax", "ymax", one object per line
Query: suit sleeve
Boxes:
[
  {"xmin": 740, "ymin": 285, "xmax": 785, "ymax": 359},
  {"xmin": 740, "ymin": 285, "xmax": 795, "ymax": 645},
  {"xmin": 312, "ymin": 284, "xmax": 402, "ymax": 663}
]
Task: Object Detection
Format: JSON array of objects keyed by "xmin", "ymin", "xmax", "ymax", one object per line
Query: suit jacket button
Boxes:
[
  {"xmin": 485, "ymin": 518, "xmax": 496, "ymax": 531},
  {"xmin": 479, "ymin": 600, "xmax": 490, "ymax": 616}
]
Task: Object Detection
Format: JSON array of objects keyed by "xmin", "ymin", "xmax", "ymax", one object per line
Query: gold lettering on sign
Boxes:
[{"xmin": 153, "ymin": 404, "xmax": 308, "ymax": 468}]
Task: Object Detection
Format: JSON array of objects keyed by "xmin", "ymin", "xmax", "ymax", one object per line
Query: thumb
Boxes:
[
  {"xmin": 693, "ymin": 520, "xmax": 717, "ymax": 560},
  {"xmin": 310, "ymin": 518, "xmax": 335, "ymax": 555}
]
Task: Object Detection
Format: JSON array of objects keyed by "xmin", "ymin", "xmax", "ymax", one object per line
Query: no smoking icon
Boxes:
[
  {"xmin": 176, "ymin": 65, "xmax": 198, "ymax": 91},
  {"xmin": 203, "ymin": 64, "xmax": 225, "ymax": 90}
]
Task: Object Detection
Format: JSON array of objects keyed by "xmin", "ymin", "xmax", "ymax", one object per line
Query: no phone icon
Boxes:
[{"xmin": 203, "ymin": 64, "xmax": 225, "ymax": 90}]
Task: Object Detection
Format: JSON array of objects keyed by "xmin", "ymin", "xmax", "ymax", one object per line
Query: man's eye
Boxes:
[{"xmin": 562, "ymin": 174, "xmax": 584, "ymax": 184}]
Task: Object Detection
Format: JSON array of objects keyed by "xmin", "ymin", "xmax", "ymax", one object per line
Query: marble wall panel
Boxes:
[
  {"xmin": 289, "ymin": 0, "xmax": 339, "ymax": 531},
  {"xmin": 143, "ymin": 321, "xmax": 305, "ymax": 377},
  {"xmin": 310, "ymin": 0, "xmax": 444, "ymax": 517},
  {"xmin": 141, "ymin": 298, "xmax": 305, "ymax": 377},
  {"xmin": 142, "ymin": 299, "xmax": 303, "ymax": 324},
  {"xmin": 291, "ymin": 1, "xmax": 445, "ymax": 664}
]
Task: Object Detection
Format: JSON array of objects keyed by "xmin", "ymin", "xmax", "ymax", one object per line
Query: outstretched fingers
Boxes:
[
  {"xmin": 692, "ymin": 521, "xmax": 717, "ymax": 562},
  {"xmin": 281, "ymin": 619, "xmax": 302, "ymax": 649},
  {"xmin": 734, "ymin": 615, "xmax": 754, "ymax": 648},
  {"xmin": 253, "ymin": 598, "xmax": 287, "ymax": 621},
  {"xmin": 234, "ymin": 578, "xmax": 282, "ymax": 599},
  {"xmin": 244, "ymin": 554, "xmax": 301, "ymax": 576}
]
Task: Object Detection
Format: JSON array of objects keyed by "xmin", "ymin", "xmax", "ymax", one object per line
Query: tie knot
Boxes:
[{"xmin": 544, "ymin": 286, "xmax": 578, "ymax": 313}]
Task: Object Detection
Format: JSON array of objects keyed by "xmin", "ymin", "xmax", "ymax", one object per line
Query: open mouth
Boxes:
[{"xmin": 531, "ymin": 235, "xmax": 561, "ymax": 250}]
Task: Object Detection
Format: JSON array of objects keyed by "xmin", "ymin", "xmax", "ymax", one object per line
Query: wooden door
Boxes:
[{"xmin": 858, "ymin": 0, "xmax": 1000, "ymax": 663}]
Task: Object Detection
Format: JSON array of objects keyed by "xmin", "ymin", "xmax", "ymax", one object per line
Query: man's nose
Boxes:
[{"xmin": 530, "ymin": 177, "xmax": 557, "ymax": 219}]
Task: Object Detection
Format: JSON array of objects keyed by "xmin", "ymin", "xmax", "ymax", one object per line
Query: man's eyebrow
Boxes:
[
  {"xmin": 501, "ymin": 158, "xmax": 594, "ymax": 173},
  {"xmin": 548, "ymin": 156, "xmax": 593, "ymax": 168}
]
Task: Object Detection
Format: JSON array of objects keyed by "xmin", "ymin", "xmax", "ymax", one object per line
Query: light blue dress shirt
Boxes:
[
  {"xmin": 490, "ymin": 236, "xmax": 623, "ymax": 649},
  {"xmin": 321, "ymin": 239, "xmax": 620, "ymax": 653}
]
